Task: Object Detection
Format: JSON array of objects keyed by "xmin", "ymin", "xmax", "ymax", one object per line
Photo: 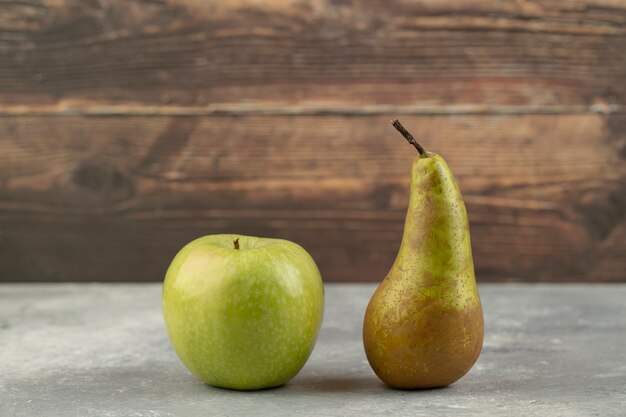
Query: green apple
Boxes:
[{"xmin": 162, "ymin": 234, "xmax": 324, "ymax": 390}]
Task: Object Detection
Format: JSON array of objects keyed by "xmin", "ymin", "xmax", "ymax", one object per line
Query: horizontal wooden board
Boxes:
[
  {"xmin": 1, "ymin": 114, "xmax": 624, "ymax": 282},
  {"xmin": 0, "ymin": 0, "xmax": 625, "ymax": 112}
]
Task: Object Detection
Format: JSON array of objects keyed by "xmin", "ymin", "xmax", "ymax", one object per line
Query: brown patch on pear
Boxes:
[{"xmin": 364, "ymin": 286, "xmax": 483, "ymax": 389}]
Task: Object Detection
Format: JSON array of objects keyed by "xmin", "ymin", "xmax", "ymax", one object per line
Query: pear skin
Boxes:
[{"xmin": 363, "ymin": 122, "xmax": 483, "ymax": 389}]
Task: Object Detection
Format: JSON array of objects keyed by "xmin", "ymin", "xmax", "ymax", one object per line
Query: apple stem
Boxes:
[
  {"xmin": 233, "ymin": 238, "xmax": 240, "ymax": 250},
  {"xmin": 391, "ymin": 120, "xmax": 426, "ymax": 156}
]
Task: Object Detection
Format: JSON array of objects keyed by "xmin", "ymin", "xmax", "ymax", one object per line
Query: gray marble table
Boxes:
[{"xmin": 1, "ymin": 284, "xmax": 625, "ymax": 416}]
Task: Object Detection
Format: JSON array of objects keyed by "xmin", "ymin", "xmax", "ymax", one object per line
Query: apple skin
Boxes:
[{"xmin": 162, "ymin": 234, "xmax": 324, "ymax": 390}]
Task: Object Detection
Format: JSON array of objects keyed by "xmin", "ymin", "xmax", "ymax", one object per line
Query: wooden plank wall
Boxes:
[{"xmin": 1, "ymin": 0, "xmax": 625, "ymax": 282}]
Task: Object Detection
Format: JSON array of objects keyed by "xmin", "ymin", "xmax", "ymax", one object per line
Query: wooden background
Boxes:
[{"xmin": 1, "ymin": 0, "xmax": 625, "ymax": 283}]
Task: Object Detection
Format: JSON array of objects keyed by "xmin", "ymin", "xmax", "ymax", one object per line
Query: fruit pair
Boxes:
[{"xmin": 163, "ymin": 120, "xmax": 483, "ymax": 391}]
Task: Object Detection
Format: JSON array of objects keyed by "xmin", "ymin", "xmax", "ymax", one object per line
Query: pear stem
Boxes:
[
  {"xmin": 391, "ymin": 120, "xmax": 426, "ymax": 156},
  {"xmin": 233, "ymin": 238, "xmax": 240, "ymax": 250}
]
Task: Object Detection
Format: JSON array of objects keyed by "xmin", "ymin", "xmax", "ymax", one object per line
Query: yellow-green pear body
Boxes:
[{"xmin": 363, "ymin": 153, "xmax": 483, "ymax": 389}]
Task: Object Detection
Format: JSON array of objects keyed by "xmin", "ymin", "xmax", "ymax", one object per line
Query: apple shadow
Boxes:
[
  {"xmin": 292, "ymin": 374, "xmax": 456, "ymax": 394},
  {"xmin": 291, "ymin": 374, "xmax": 384, "ymax": 393},
  {"xmin": 198, "ymin": 375, "xmax": 380, "ymax": 394}
]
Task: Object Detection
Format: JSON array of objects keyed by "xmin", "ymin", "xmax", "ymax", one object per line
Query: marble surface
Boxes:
[{"xmin": 1, "ymin": 283, "xmax": 625, "ymax": 416}]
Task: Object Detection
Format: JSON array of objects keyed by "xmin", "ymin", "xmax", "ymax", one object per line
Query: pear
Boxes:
[{"xmin": 363, "ymin": 120, "xmax": 483, "ymax": 389}]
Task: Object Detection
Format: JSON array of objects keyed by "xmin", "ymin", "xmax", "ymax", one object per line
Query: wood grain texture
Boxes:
[
  {"xmin": 1, "ymin": 0, "xmax": 625, "ymax": 282},
  {"xmin": 1, "ymin": 115, "xmax": 624, "ymax": 282},
  {"xmin": 0, "ymin": 0, "xmax": 625, "ymax": 113}
]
